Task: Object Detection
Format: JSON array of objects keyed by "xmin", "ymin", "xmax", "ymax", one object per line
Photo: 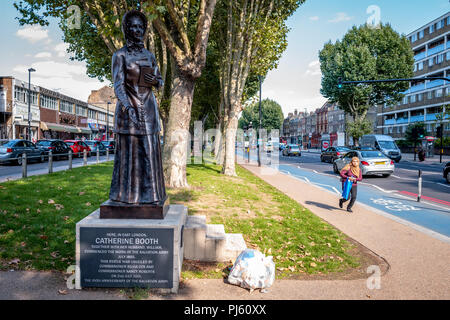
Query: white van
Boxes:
[{"xmin": 360, "ymin": 135, "xmax": 402, "ymax": 162}]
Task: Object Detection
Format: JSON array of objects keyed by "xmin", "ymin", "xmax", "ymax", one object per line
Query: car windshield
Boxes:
[
  {"xmin": 65, "ymin": 142, "xmax": 74, "ymax": 146},
  {"xmin": 101, "ymin": 141, "xmax": 108, "ymax": 145},
  {"xmin": 290, "ymin": 146, "xmax": 299, "ymax": 150},
  {"xmin": 86, "ymin": 141, "xmax": 95, "ymax": 145},
  {"xmin": 378, "ymin": 141, "xmax": 397, "ymax": 149},
  {"xmin": 0, "ymin": 141, "xmax": 10, "ymax": 146},
  {"xmin": 36, "ymin": 141, "xmax": 52, "ymax": 146},
  {"xmin": 360, "ymin": 151, "xmax": 385, "ymax": 158},
  {"xmin": 336, "ymin": 147, "xmax": 350, "ymax": 151}
]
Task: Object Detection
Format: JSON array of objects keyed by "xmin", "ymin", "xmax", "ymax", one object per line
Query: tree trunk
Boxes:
[
  {"xmin": 222, "ymin": 115, "xmax": 238, "ymax": 176},
  {"xmin": 162, "ymin": 69, "xmax": 195, "ymax": 188}
]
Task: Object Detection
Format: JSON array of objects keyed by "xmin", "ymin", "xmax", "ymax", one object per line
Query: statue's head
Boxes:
[{"xmin": 122, "ymin": 10, "xmax": 148, "ymax": 43}]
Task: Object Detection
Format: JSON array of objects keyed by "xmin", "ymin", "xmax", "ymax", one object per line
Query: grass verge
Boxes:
[{"xmin": 0, "ymin": 161, "xmax": 360, "ymax": 279}]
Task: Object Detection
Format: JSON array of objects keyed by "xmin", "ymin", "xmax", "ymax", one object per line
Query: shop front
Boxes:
[{"xmin": 40, "ymin": 122, "xmax": 91, "ymax": 141}]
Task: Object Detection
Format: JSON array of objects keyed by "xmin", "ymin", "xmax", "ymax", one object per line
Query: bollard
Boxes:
[
  {"xmin": 68, "ymin": 150, "xmax": 72, "ymax": 170},
  {"xmin": 22, "ymin": 154, "xmax": 27, "ymax": 178},
  {"xmin": 96, "ymin": 148, "xmax": 100, "ymax": 164},
  {"xmin": 247, "ymin": 147, "xmax": 250, "ymax": 163},
  {"xmin": 48, "ymin": 150, "xmax": 53, "ymax": 174},
  {"xmin": 417, "ymin": 169, "xmax": 422, "ymax": 202},
  {"xmin": 83, "ymin": 149, "xmax": 87, "ymax": 166},
  {"xmin": 106, "ymin": 148, "xmax": 109, "ymax": 161}
]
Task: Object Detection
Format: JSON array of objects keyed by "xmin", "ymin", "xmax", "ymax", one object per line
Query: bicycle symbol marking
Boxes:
[{"xmin": 370, "ymin": 198, "xmax": 420, "ymax": 212}]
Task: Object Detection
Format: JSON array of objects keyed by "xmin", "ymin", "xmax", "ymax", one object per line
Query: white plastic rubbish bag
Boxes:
[{"xmin": 227, "ymin": 249, "xmax": 275, "ymax": 292}]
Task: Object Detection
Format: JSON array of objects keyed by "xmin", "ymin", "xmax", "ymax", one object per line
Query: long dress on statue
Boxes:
[{"xmin": 109, "ymin": 43, "xmax": 166, "ymax": 204}]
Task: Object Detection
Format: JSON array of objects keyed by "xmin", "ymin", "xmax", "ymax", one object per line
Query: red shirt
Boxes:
[{"xmin": 340, "ymin": 168, "xmax": 362, "ymax": 185}]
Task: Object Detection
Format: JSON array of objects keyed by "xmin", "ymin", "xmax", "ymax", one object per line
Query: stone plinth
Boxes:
[{"xmin": 76, "ymin": 204, "xmax": 187, "ymax": 294}]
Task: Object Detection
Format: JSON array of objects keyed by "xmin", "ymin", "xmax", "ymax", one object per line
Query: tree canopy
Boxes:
[
  {"xmin": 238, "ymin": 98, "xmax": 284, "ymax": 133},
  {"xmin": 319, "ymin": 23, "xmax": 414, "ymax": 143}
]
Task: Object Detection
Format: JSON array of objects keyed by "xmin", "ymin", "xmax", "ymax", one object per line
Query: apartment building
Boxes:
[{"xmin": 376, "ymin": 12, "xmax": 450, "ymax": 139}]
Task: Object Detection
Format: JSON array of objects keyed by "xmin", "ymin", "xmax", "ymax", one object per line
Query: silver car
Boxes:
[{"xmin": 333, "ymin": 149, "xmax": 394, "ymax": 177}]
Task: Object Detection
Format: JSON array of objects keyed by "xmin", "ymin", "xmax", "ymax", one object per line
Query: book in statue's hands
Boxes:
[{"xmin": 138, "ymin": 65, "xmax": 156, "ymax": 87}]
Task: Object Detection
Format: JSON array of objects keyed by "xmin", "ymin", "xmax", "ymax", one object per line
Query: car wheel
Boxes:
[
  {"xmin": 320, "ymin": 156, "xmax": 324, "ymax": 162},
  {"xmin": 446, "ymin": 171, "xmax": 450, "ymax": 184},
  {"xmin": 382, "ymin": 173, "xmax": 391, "ymax": 178},
  {"xmin": 333, "ymin": 163, "xmax": 339, "ymax": 174},
  {"xmin": 395, "ymin": 159, "xmax": 400, "ymax": 163}
]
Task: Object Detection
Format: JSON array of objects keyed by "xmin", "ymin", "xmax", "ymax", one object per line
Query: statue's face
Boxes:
[{"xmin": 127, "ymin": 16, "xmax": 145, "ymax": 42}]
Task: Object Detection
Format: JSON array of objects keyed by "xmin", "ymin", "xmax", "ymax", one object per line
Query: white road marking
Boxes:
[
  {"xmin": 360, "ymin": 182, "xmax": 398, "ymax": 193},
  {"xmin": 397, "ymin": 168, "xmax": 441, "ymax": 175},
  {"xmin": 437, "ymin": 183, "xmax": 450, "ymax": 189}
]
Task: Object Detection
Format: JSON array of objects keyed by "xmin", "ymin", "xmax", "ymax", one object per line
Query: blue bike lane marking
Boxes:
[{"xmin": 277, "ymin": 163, "xmax": 450, "ymax": 238}]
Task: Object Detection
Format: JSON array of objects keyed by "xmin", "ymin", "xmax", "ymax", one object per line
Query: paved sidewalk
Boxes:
[{"xmin": 1, "ymin": 163, "xmax": 449, "ymax": 300}]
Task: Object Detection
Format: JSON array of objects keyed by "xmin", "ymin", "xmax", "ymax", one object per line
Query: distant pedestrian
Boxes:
[{"xmin": 339, "ymin": 156, "xmax": 362, "ymax": 213}]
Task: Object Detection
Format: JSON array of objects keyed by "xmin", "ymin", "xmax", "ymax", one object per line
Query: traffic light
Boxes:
[
  {"xmin": 418, "ymin": 126, "xmax": 425, "ymax": 139},
  {"xmin": 337, "ymin": 77, "xmax": 343, "ymax": 89}
]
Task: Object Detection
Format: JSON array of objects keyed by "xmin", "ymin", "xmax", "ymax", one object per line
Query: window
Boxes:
[
  {"xmin": 430, "ymin": 24, "xmax": 434, "ymax": 33},
  {"xmin": 418, "ymin": 62, "xmax": 423, "ymax": 70},
  {"xmin": 410, "ymin": 95, "xmax": 416, "ymax": 103},
  {"xmin": 436, "ymin": 54, "xmax": 444, "ymax": 64},
  {"xmin": 447, "ymin": 51, "xmax": 450, "ymax": 61},
  {"xmin": 429, "ymin": 58, "xmax": 434, "ymax": 67},
  {"xmin": 436, "ymin": 19, "xmax": 445, "ymax": 30},
  {"xmin": 40, "ymin": 95, "xmax": 57, "ymax": 110},
  {"xmin": 427, "ymin": 91, "xmax": 433, "ymax": 99},
  {"xmin": 435, "ymin": 88, "xmax": 443, "ymax": 97},
  {"xmin": 417, "ymin": 93, "xmax": 423, "ymax": 101},
  {"xmin": 14, "ymin": 86, "xmax": 27, "ymax": 103},
  {"xmin": 418, "ymin": 30, "xmax": 424, "ymax": 39},
  {"xmin": 75, "ymin": 105, "xmax": 87, "ymax": 117},
  {"xmin": 411, "ymin": 34, "xmax": 417, "ymax": 42},
  {"xmin": 403, "ymin": 96, "xmax": 408, "ymax": 104},
  {"xmin": 88, "ymin": 109, "xmax": 97, "ymax": 119},
  {"xmin": 98, "ymin": 112, "xmax": 106, "ymax": 121},
  {"xmin": 60, "ymin": 100, "xmax": 73, "ymax": 114}
]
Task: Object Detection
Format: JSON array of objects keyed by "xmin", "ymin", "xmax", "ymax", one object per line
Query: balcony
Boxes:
[
  {"xmin": 410, "ymin": 83, "xmax": 425, "ymax": 93},
  {"xmin": 396, "ymin": 118, "xmax": 409, "ymax": 124},
  {"xmin": 410, "ymin": 115, "xmax": 425, "ymax": 122},
  {"xmin": 414, "ymin": 51, "xmax": 426, "ymax": 61},
  {"xmin": 427, "ymin": 79, "xmax": 445, "ymax": 88},
  {"xmin": 427, "ymin": 43, "xmax": 445, "ymax": 56},
  {"xmin": 385, "ymin": 118, "xmax": 395, "ymax": 125},
  {"xmin": 425, "ymin": 113, "xmax": 436, "ymax": 121}
]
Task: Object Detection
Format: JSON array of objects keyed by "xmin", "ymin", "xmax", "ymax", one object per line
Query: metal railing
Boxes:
[{"xmin": 0, "ymin": 148, "xmax": 115, "ymax": 179}]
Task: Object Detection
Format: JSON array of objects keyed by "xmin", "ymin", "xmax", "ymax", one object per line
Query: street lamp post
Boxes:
[
  {"xmin": 107, "ymin": 101, "xmax": 111, "ymax": 141},
  {"xmin": 27, "ymin": 68, "xmax": 36, "ymax": 141},
  {"xmin": 258, "ymin": 75, "xmax": 263, "ymax": 167}
]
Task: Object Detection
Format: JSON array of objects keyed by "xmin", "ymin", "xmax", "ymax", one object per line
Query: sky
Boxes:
[{"xmin": 0, "ymin": 1, "xmax": 449, "ymax": 115}]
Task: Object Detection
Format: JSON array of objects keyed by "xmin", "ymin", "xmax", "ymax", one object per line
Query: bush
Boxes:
[{"xmin": 434, "ymin": 136, "xmax": 450, "ymax": 147}]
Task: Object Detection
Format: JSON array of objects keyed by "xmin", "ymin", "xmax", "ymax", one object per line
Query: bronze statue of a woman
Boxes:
[{"xmin": 100, "ymin": 10, "xmax": 168, "ymax": 219}]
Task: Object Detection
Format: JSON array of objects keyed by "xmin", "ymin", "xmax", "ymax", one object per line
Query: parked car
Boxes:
[
  {"xmin": 36, "ymin": 139, "xmax": 72, "ymax": 160},
  {"xmin": 101, "ymin": 140, "xmax": 116, "ymax": 154},
  {"xmin": 282, "ymin": 144, "xmax": 301, "ymax": 157},
  {"xmin": 85, "ymin": 140, "xmax": 107, "ymax": 155},
  {"xmin": 333, "ymin": 149, "xmax": 394, "ymax": 177},
  {"xmin": 279, "ymin": 143, "xmax": 287, "ymax": 151},
  {"xmin": 320, "ymin": 146, "xmax": 351, "ymax": 163},
  {"xmin": 444, "ymin": 162, "xmax": 450, "ymax": 183},
  {"xmin": 0, "ymin": 139, "xmax": 46, "ymax": 165},
  {"xmin": 64, "ymin": 140, "xmax": 91, "ymax": 158},
  {"xmin": 360, "ymin": 134, "xmax": 402, "ymax": 163}
]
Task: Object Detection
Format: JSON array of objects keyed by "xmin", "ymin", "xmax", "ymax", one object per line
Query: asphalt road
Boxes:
[
  {"xmin": 278, "ymin": 152, "xmax": 450, "ymax": 204},
  {"xmin": 0, "ymin": 153, "xmax": 114, "ymax": 182}
]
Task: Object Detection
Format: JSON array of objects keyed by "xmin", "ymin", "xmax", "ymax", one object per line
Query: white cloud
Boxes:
[
  {"xmin": 16, "ymin": 25, "xmax": 50, "ymax": 43},
  {"xmin": 305, "ymin": 60, "xmax": 321, "ymax": 76},
  {"xmin": 35, "ymin": 52, "xmax": 52, "ymax": 59},
  {"xmin": 54, "ymin": 43, "xmax": 70, "ymax": 58},
  {"xmin": 309, "ymin": 16, "xmax": 319, "ymax": 21},
  {"xmin": 328, "ymin": 12, "xmax": 353, "ymax": 23},
  {"xmin": 13, "ymin": 61, "xmax": 85, "ymax": 79}
]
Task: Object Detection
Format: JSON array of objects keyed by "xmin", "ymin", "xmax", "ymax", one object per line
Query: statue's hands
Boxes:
[{"xmin": 144, "ymin": 73, "xmax": 159, "ymax": 86}]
